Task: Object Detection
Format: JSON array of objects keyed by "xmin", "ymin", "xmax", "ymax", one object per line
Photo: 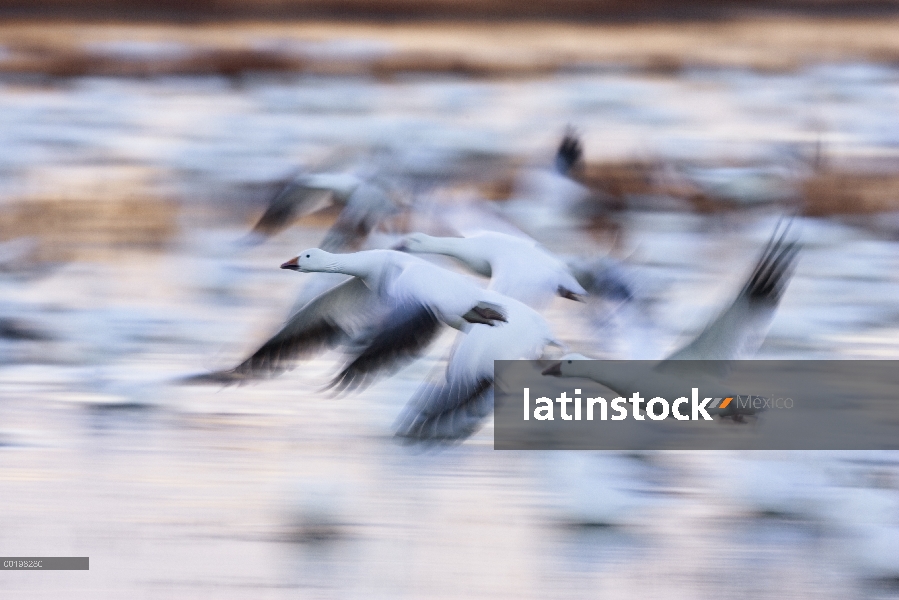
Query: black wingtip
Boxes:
[
  {"xmin": 247, "ymin": 203, "xmax": 296, "ymax": 240},
  {"xmin": 555, "ymin": 126, "xmax": 584, "ymax": 175},
  {"xmin": 557, "ymin": 286, "xmax": 585, "ymax": 302},
  {"xmin": 322, "ymin": 303, "xmax": 444, "ymax": 397},
  {"xmin": 321, "ymin": 365, "xmax": 369, "ymax": 397},
  {"xmin": 742, "ymin": 218, "xmax": 801, "ymax": 305}
]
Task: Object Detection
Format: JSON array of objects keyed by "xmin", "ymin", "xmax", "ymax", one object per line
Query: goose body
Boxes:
[
  {"xmin": 192, "ymin": 248, "xmax": 507, "ymax": 389},
  {"xmin": 396, "ymin": 293, "xmax": 562, "ymax": 441},
  {"xmin": 663, "ymin": 224, "xmax": 799, "ymax": 362},
  {"xmin": 396, "ymin": 231, "xmax": 586, "ymax": 309},
  {"xmin": 291, "ymin": 247, "xmax": 567, "ymax": 440},
  {"xmin": 248, "ymin": 172, "xmax": 404, "ymax": 252},
  {"xmin": 543, "ymin": 224, "xmax": 800, "ymax": 414},
  {"xmin": 542, "ymin": 354, "xmax": 744, "ymax": 419},
  {"xmin": 284, "ymin": 249, "xmax": 506, "ymax": 333},
  {"xmin": 317, "ymin": 249, "xmax": 562, "ymax": 396}
]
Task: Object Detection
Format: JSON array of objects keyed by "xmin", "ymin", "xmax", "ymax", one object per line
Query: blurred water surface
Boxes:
[
  {"xmin": 0, "ymin": 62, "xmax": 896, "ymax": 193},
  {"xmin": 1, "ymin": 62, "xmax": 899, "ymax": 598}
]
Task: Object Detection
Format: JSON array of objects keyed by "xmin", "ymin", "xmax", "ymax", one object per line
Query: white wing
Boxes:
[{"xmin": 662, "ymin": 225, "xmax": 800, "ymax": 363}]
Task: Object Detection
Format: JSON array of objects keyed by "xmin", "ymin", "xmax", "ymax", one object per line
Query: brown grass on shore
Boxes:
[
  {"xmin": 1, "ymin": 159, "xmax": 898, "ymax": 261},
  {"xmin": 567, "ymin": 159, "xmax": 899, "ymax": 216},
  {"xmin": 1, "ymin": 17, "xmax": 899, "ymax": 77},
  {"xmin": 0, "ymin": 196, "xmax": 178, "ymax": 261},
  {"xmin": 803, "ymin": 171, "xmax": 899, "ymax": 216}
]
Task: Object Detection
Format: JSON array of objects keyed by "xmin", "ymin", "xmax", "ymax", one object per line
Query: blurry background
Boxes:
[{"xmin": 2, "ymin": 1, "xmax": 899, "ymax": 598}]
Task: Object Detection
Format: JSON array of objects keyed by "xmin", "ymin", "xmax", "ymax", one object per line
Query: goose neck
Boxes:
[
  {"xmin": 428, "ymin": 236, "xmax": 464, "ymax": 257},
  {"xmin": 330, "ymin": 252, "xmax": 379, "ymax": 279},
  {"xmin": 430, "ymin": 237, "xmax": 492, "ymax": 277}
]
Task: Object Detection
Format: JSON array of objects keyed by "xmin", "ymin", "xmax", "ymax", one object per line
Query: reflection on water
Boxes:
[{"xmin": 1, "ymin": 62, "xmax": 899, "ymax": 598}]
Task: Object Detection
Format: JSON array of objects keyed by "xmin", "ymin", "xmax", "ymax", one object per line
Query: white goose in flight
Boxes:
[
  {"xmin": 259, "ymin": 246, "xmax": 566, "ymax": 440},
  {"xmin": 246, "ymin": 171, "xmax": 406, "ymax": 252},
  {"xmin": 396, "ymin": 229, "xmax": 636, "ymax": 305},
  {"xmin": 392, "ymin": 288, "xmax": 563, "ymax": 441},
  {"xmin": 542, "ymin": 222, "xmax": 801, "ymax": 418},
  {"xmin": 190, "ymin": 248, "xmax": 510, "ymax": 390},
  {"xmin": 395, "ymin": 231, "xmax": 587, "ymax": 309},
  {"xmin": 192, "ymin": 246, "xmax": 565, "ymax": 438}
]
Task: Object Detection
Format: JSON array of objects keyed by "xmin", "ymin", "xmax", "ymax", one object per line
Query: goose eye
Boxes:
[{"xmin": 306, "ymin": 254, "xmax": 310, "ymax": 258}]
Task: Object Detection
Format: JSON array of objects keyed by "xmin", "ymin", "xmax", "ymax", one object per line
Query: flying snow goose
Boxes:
[
  {"xmin": 393, "ymin": 290, "xmax": 563, "ymax": 441},
  {"xmin": 661, "ymin": 221, "xmax": 799, "ymax": 363},
  {"xmin": 395, "ymin": 231, "xmax": 587, "ymax": 309},
  {"xmin": 246, "ymin": 171, "xmax": 406, "ymax": 252},
  {"xmin": 542, "ymin": 223, "xmax": 800, "ymax": 410},
  {"xmin": 303, "ymin": 251, "xmax": 515, "ymax": 394},
  {"xmin": 395, "ymin": 227, "xmax": 637, "ymax": 305},
  {"xmin": 190, "ymin": 249, "xmax": 507, "ymax": 386},
  {"xmin": 554, "ymin": 127, "xmax": 584, "ymax": 176},
  {"xmin": 244, "ymin": 142, "xmax": 508, "ymax": 250},
  {"xmin": 502, "ymin": 131, "xmax": 593, "ymax": 231}
]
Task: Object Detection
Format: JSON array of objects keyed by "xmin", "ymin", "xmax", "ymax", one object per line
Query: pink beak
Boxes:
[{"xmin": 280, "ymin": 257, "xmax": 300, "ymax": 271}]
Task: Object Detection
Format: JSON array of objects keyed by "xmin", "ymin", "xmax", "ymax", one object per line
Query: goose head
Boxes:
[
  {"xmin": 281, "ymin": 248, "xmax": 340, "ymax": 273},
  {"xmin": 541, "ymin": 353, "xmax": 592, "ymax": 377}
]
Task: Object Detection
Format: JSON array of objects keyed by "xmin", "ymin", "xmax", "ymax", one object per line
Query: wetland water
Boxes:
[{"xmin": 1, "ymin": 64, "xmax": 899, "ymax": 598}]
